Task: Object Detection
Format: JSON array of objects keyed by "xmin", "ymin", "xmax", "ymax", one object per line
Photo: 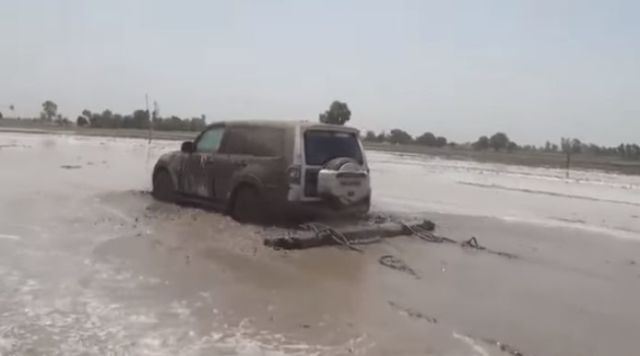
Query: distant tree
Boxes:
[
  {"xmin": 585, "ymin": 144, "xmax": 601, "ymax": 155},
  {"xmin": 81, "ymin": 109, "xmax": 92, "ymax": 119},
  {"xmin": 122, "ymin": 114, "xmax": 133, "ymax": 128},
  {"xmin": 132, "ymin": 109, "xmax": 150, "ymax": 129},
  {"xmin": 102, "ymin": 109, "xmax": 113, "ymax": 119},
  {"xmin": 507, "ymin": 141, "xmax": 518, "ymax": 152},
  {"xmin": 168, "ymin": 116, "xmax": 184, "ymax": 130},
  {"xmin": 190, "ymin": 116, "xmax": 207, "ymax": 131},
  {"xmin": 435, "ymin": 136, "xmax": 447, "ymax": 147},
  {"xmin": 388, "ymin": 129, "xmax": 413, "ymax": 145},
  {"xmin": 0, "ymin": 112, "xmax": 3, "ymax": 119},
  {"xmin": 113, "ymin": 114, "xmax": 124, "ymax": 128},
  {"xmin": 100, "ymin": 109, "xmax": 114, "ymax": 128},
  {"xmin": 89, "ymin": 112, "xmax": 100, "ymax": 127},
  {"xmin": 489, "ymin": 132, "xmax": 509, "ymax": 151},
  {"xmin": 319, "ymin": 101, "xmax": 351, "ymax": 125},
  {"xmin": 41, "ymin": 100, "xmax": 58, "ymax": 121},
  {"xmin": 560, "ymin": 138, "xmax": 582, "ymax": 154},
  {"xmin": 76, "ymin": 116, "xmax": 88, "ymax": 127},
  {"xmin": 376, "ymin": 132, "xmax": 387, "ymax": 142},
  {"xmin": 415, "ymin": 132, "xmax": 437, "ymax": 146},
  {"xmin": 364, "ymin": 130, "xmax": 377, "ymax": 142},
  {"xmin": 630, "ymin": 144, "xmax": 640, "ymax": 159},
  {"xmin": 571, "ymin": 138, "xmax": 582, "ymax": 154},
  {"xmin": 473, "ymin": 136, "xmax": 490, "ymax": 150}
]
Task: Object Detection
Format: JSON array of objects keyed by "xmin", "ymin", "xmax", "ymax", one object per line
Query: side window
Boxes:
[
  {"xmin": 251, "ymin": 128, "xmax": 285, "ymax": 156},
  {"xmin": 220, "ymin": 127, "xmax": 285, "ymax": 157},
  {"xmin": 219, "ymin": 128, "xmax": 247, "ymax": 155},
  {"xmin": 196, "ymin": 127, "xmax": 224, "ymax": 152}
]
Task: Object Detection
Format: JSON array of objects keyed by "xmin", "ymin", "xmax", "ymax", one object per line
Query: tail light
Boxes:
[{"xmin": 287, "ymin": 165, "xmax": 301, "ymax": 184}]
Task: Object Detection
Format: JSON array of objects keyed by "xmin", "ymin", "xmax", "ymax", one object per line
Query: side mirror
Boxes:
[{"xmin": 181, "ymin": 141, "xmax": 194, "ymax": 153}]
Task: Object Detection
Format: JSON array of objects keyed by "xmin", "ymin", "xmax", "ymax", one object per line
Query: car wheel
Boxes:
[
  {"xmin": 152, "ymin": 170, "xmax": 175, "ymax": 202},
  {"xmin": 232, "ymin": 186, "xmax": 263, "ymax": 223}
]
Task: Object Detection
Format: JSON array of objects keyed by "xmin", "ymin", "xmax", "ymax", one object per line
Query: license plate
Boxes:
[{"xmin": 340, "ymin": 180, "xmax": 361, "ymax": 186}]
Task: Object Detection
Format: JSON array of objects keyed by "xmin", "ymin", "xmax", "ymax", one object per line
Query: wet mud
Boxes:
[
  {"xmin": 378, "ymin": 255, "xmax": 420, "ymax": 279},
  {"xmin": 387, "ymin": 301, "xmax": 437, "ymax": 324},
  {"xmin": 2, "ymin": 133, "xmax": 640, "ymax": 355}
]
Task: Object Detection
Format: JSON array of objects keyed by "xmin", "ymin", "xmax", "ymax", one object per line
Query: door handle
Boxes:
[{"xmin": 201, "ymin": 156, "xmax": 215, "ymax": 165}]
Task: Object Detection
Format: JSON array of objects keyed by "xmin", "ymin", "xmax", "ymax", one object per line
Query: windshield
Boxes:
[{"xmin": 304, "ymin": 130, "xmax": 363, "ymax": 165}]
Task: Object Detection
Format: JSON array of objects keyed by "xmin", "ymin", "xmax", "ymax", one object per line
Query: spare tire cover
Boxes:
[
  {"xmin": 317, "ymin": 157, "xmax": 369, "ymax": 206},
  {"xmin": 323, "ymin": 157, "xmax": 361, "ymax": 171}
]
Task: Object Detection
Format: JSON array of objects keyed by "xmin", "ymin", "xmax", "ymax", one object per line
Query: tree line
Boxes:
[
  {"xmin": 76, "ymin": 109, "xmax": 206, "ymax": 132},
  {"xmin": 4, "ymin": 99, "xmax": 638, "ymax": 160},
  {"xmin": 315, "ymin": 101, "xmax": 638, "ymax": 160},
  {"xmin": 362, "ymin": 129, "xmax": 640, "ymax": 160},
  {"xmin": 18, "ymin": 100, "xmax": 207, "ymax": 132}
]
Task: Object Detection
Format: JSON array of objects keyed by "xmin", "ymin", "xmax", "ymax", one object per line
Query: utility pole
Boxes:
[
  {"xmin": 152, "ymin": 101, "xmax": 159, "ymax": 143},
  {"xmin": 565, "ymin": 151, "xmax": 571, "ymax": 179},
  {"xmin": 145, "ymin": 94, "xmax": 152, "ymax": 143}
]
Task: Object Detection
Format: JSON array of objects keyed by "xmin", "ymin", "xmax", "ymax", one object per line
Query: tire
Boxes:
[
  {"xmin": 231, "ymin": 186, "xmax": 264, "ymax": 223},
  {"xmin": 152, "ymin": 170, "xmax": 175, "ymax": 202}
]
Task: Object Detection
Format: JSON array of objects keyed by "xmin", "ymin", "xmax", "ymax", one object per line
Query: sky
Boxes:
[{"xmin": 1, "ymin": 0, "xmax": 638, "ymax": 145}]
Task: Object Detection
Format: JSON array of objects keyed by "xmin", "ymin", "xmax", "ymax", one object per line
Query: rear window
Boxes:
[
  {"xmin": 304, "ymin": 130, "xmax": 363, "ymax": 165},
  {"xmin": 219, "ymin": 126, "xmax": 285, "ymax": 157}
]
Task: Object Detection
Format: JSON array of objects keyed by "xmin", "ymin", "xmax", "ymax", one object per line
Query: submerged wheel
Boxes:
[
  {"xmin": 231, "ymin": 186, "xmax": 264, "ymax": 223},
  {"xmin": 152, "ymin": 170, "xmax": 175, "ymax": 202}
]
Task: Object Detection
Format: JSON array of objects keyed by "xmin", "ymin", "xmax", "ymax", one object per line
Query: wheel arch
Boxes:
[
  {"xmin": 152, "ymin": 164, "xmax": 178, "ymax": 190},
  {"xmin": 227, "ymin": 175, "xmax": 263, "ymax": 212}
]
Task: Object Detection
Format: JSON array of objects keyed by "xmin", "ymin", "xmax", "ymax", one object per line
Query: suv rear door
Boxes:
[
  {"xmin": 302, "ymin": 129, "xmax": 364, "ymax": 198},
  {"xmin": 217, "ymin": 126, "xmax": 287, "ymax": 201}
]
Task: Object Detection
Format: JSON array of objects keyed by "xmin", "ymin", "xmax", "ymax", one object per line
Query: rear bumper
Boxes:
[{"xmin": 262, "ymin": 185, "xmax": 370, "ymax": 220}]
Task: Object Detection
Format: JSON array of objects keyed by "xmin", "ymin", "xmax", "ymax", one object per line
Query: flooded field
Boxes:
[{"xmin": 1, "ymin": 132, "xmax": 639, "ymax": 356}]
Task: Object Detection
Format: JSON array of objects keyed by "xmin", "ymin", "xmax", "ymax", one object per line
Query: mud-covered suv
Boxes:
[{"xmin": 152, "ymin": 121, "xmax": 371, "ymax": 221}]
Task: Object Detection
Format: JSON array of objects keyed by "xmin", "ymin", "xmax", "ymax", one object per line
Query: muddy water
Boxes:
[{"xmin": 1, "ymin": 133, "xmax": 640, "ymax": 356}]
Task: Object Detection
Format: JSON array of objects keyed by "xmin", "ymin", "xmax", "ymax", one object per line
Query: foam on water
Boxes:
[{"xmin": 0, "ymin": 260, "xmax": 368, "ymax": 356}]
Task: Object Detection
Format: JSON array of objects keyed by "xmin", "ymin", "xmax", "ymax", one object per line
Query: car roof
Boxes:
[{"xmin": 205, "ymin": 120, "xmax": 360, "ymax": 133}]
